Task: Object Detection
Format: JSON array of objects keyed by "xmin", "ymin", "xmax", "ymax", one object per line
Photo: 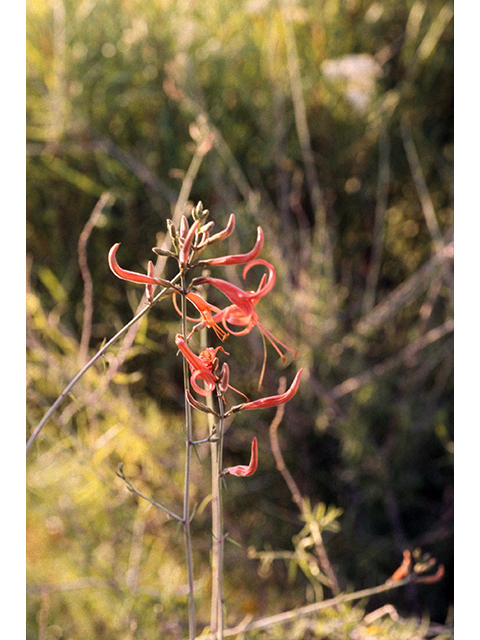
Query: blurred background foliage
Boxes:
[{"xmin": 26, "ymin": 0, "xmax": 453, "ymax": 637}]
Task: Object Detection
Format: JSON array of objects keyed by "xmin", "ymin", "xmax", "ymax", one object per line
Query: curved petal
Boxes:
[
  {"xmin": 203, "ymin": 226, "xmax": 264, "ymax": 266},
  {"xmin": 234, "ymin": 369, "xmax": 303, "ymax": 411},
  {"xmin": 175, "ymin": 334, "xmax": 208, "ymax": 372},
  {"xmin": 223, "ymin": 437, "xmax": 258, "ymax": 477},
  {"xmin": 191, "ymin": 369, "xmax": 216, "ymax": 396},
  {"xmin": 242, "ymin": 259, "xmax": 276, "ymax": 301},
  {"xmin": 108, "ymin": 243, "xmax": 161, "ymax": 285}
]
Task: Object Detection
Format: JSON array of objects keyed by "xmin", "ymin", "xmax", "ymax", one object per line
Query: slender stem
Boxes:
[
  {"xmin": 214, "ymin": 393, "xmax": 226, "ymax": 639},
  {"xmin": 202, "ymin": 343, "xmax": 220, "ymax": 634},
  {"xmin": 180, "ymin": 274, "xmax": 197, "ymax": 639},
  {"xmin": 116, "ymin": 465, "xmax": 183, "ymax": 523},
  {"xmin": 205, "ymin": 352, "xmax": 225, "ymax": 638},
  {"xmin": 193, "ymin": 575, "xmax": 421, "ymax": 640},
  {"xmin": 78, "ymin": 192, "xmax": 113, "ymax": 365},
  {"xmin": 26, "ymin": 276, "xmax": 181, "ymax": 453},
  {"xmin": 268, "ymin": 379, "xmax": 340, "ymax": 596}
]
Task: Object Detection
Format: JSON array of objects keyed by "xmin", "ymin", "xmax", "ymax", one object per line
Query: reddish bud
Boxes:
[{"xmin": 179, "ymin": 218, "xmax": 201, "ymax": 267}]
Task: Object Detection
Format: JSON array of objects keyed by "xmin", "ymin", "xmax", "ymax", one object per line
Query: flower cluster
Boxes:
[{"xmin": 108, "ymin": 204, "xmax": 302, "ymax": 477}]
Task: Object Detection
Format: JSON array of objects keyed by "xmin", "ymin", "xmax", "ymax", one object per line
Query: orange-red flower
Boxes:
[
  {"xmin": 108, "ymin": 243, "xmax": 177, "ymax": 304},
  {"xmin": 229, "ymin": 369, "xmax": 303, "ymax": 413},
  {"xmin": 194, "ymin": 259, "xmax": 296, "ymax": 361},
  {"xmin": 199, "ymin": 226, "xmax": 264, "ymax": 267},
  {"xmin": 109, "ymin": 243, "xmax": 162, "ymax": 286},
  {"xmin": 175, "ymin": 334, "xmax": 226, "ymax": 396},
  {"xmin": 222, "ymin": 437, "xmax": 258, "ymax": 477}
]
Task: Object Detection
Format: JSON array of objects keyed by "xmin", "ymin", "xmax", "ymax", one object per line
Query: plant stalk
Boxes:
[
  {"xmin": 212, "ymin": 393, "xmax": 226, "ymax": 638},
  {"xmin": 180, "ymin": 274, "xmax": 196, "ymax": 638}
]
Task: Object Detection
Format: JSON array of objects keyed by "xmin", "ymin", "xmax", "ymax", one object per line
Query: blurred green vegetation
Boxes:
[{"xmin": 27, "ymin": 0, "xmax": 453, "ymax": 637}]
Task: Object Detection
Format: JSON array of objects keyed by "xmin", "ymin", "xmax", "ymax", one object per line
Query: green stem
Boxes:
[
  {"xmin": 201, "ymin": 327, "xmax": 224, "ymax": 638},
  {"xmin": 214, "ymin": 393, "xmax": 226, "ymax": 639},
  {"xmin": 181, "ymin": 274, "xmax": 197, "ymax": 639},
  {"xmin": 208, "ymin": 388, "xmax": 225, "ymax": 638}
]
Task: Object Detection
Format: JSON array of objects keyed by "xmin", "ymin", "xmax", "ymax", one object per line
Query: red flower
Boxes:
[
  {"xmin": 175, "ymin": 334, "xmax": 225, "ymax": 396},
  {"xmin": 194, "ymin": 260, "xmax": 297, "ymax": 361},
  {"xmin": 109, "ymin": 243, "xmax": 162, "ymax": 286},
  {"xmin": 200, "ymin": 226, "xmax": 264, "ymax": 266},
  {"xmin": 229, "ymin": 369, "xmax": 303, "ymax": 413},
  {"xmin": 222, "ymin": 437, "xmax": 258, "ymax": 477}
]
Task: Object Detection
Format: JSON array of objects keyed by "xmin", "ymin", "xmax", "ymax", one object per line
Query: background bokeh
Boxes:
[{"xmin": 26, "ymin": 0, "xmax": 453, "ymax": 637}]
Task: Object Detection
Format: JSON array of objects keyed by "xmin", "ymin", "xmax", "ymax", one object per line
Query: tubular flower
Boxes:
[
  {"xmin": 109, "ymin": 243, "xmax": 163, "ymax": 286},
  {"xmin": 199, "ymin": 226, "xmax": 264, "ymax": 267},
  {"xmin": 195, "ymin": 259, "xmax": 297, "ymax": 361},
  {"xmin": 175, "ymin": 334, "xmax": 226, "ymax": 396},
  {"xmin": 222, "ymin": 437, "xmax": 258, "ymax": 477},
  {"xmin": 229, "ymin": 369, "xmax": 303, "ymax": 413}
]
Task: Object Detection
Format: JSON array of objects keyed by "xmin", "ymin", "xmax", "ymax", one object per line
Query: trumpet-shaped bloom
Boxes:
[
  {"xmin": 175, "ymin": 334, "xmax": 226, "ymax": 396},
  {"xmin": 229, "ymin": 369, "xmax": 303, "ymax": 413},
  {"xmin": 222, "ymin": 437, "xmax": 258, "ymax": 477},
  {"xmin": 109, "ymin": 243, "xmax": 162, "ymax": 286},
  {"xmin": 199, "ymin": 226, "xmax": 264, "ymax": 267},
  {"xmin": 194, "ymin": 259, "xmax": 296, "ymax": 361}
]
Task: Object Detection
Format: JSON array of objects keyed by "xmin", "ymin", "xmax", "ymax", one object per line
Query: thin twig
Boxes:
[
  {"xmin": 280, "ymin": 0, "xmax": 333, "ymax": 283},
  {"xmin": 332, "ymin": 318, "xmax": 453, "ymax": 400},
  {"xmin": 116, "ymin": 465, "xmax": 183, "ymax": 523},
  {"xmin": 354, "ymin": 241, "xmax": 453, "ymax": 338},
  {"xmin": 362, "ymin": 118, "xmax": 390, "ymax": 315},
  {"xmin": 192, "ymin": 576, "xmax": 417, "ymax": 640},
  {"xmin": 269, "ymin": 378, "xmax": 340, "ymax": 595},
  {"xmin": 400, "ymin": 115, "xmax": 454, "ymax": 299},
  {"xmin": 26, "ymin": 279, "xmax": 178, "ymax": 453},
  {"xmin": 78, "ymin": 191, "xmax": 113, "ymax": 365}
]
